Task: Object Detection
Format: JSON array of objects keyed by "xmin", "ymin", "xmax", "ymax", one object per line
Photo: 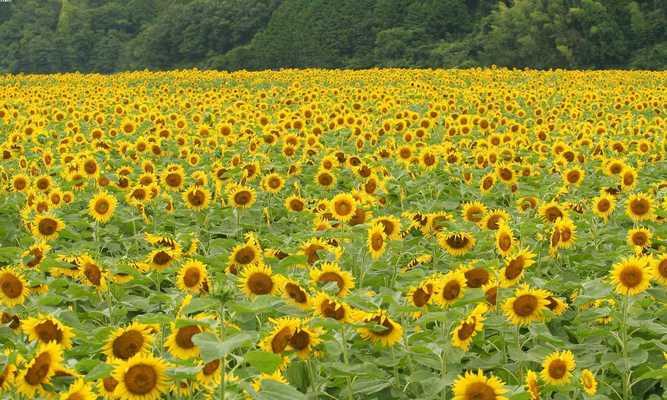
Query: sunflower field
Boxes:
[{"xmin": 0, "ymin": 69, "xmax": 666, "ymax": 400}]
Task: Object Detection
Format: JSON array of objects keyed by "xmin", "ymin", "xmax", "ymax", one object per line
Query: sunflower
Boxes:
[
  {"xmin": 0, "ymin": 267, "xmax": 28, "ymax": 307},
  {"xmin": 21, "ymin": 242, "xmax": 50, "ymax": 268},
  {"xmin": 610, "ymin": 256, "xmax": 652, "ymax": 295},
  {"xmin": 494, "ymin": 224, "xmax": 515, "ymax": 257},
  {"xmin": 104, "ymin": 322, "xmax": 154, "ymax": 361},
  {"xmin": 522, "ymin": 370, "xmax": 539, "ymax": 400},
  {"xmin": 60, "ymin": 378, "xmax": 95, "ymax": 400},
  {"xmin": 437, "ymin": 231, "xmax": 476, "ymax": 256},
  {"xmin": 113, "ymin": 354, "xmax": 169, "ymax": 400},
  {"xmin": 591, "ymin": 192, "xmax": 615, "ymax": 221},
  {"xmin": 262, "ymin": 173, "xmax": 285, "ymax": 194},
  {"xmin": 146, "ymin": 248, "xmax": 179, "ymax": 271},
  {"xmin": 367, "ymin": 223, "xmax": 387, "ymax": 260},
  {"xmin": 197, "ymin": 358, "xmax": 222, "ymax": 387},
  {"xmin": 309, "ymin": 262, "xmax": 354, "ymax": 296},
  {"xmin": 479, "ymin": 173, "xmax": 496, "ymax": 194},
  {"xmin": 228, "ymin": 185, "xmax": 256, "ymax": 209},
  {"xmin": 626, "ymin": 227, "xmax": 652, "ymax": 252},
  {"xmin": 22, "ymin": 314, "xmax": 74, "ymax": 349},
  {"xmin": 251, "ymin": 372, "xmax": 288, "ymax": 394},
  {"xmin": 625, "ymin": 193, "xmax": 654, "ymax": 222},
  {"xmin": 312, "ymin": 292, "xmax": 352, "ymax": 322},
  {"xmin": 16, "ymin": 342, "xmax": 63, "ymax": 397},
  {"xmin": 288, "ymin": 322, "xmax": 321, "ymax": 359},
  {"xmin": 276, "ymin": 277, "xmax": 310, "ymax": 309},
  {"xmin": 502, "ymin": 285, "xmax": 549, "ymax": 325},
  {"xmin": 562, "ymin": 166, "xmax": 584, "ymax": 186},
  {"xmin": 579, "ymin": 369, "xmax": 597, "ymax": 396},
  {"xmin": 452, "ymin": 369, "xmax": 507, "ymax": 400},
  {"xmin": 125, "ymin": 185, "xmax": 150, "ymax": 206},
  {"xmin": 464, "ymin": 266, "xmax": 490, "ymax": 288},
  {"xmin": 300, "ymin": 237, "xmax": 334, "ymax": 265},
  {"xmin": 88, "ymin": 191, "xmax": 117, "ymax": 224},
  {"xmin": 499, "ymin": 248, "xmax": 536, "ymax": 287},
  {"xmin": 182, "ymin": 185, "xmax": 210, "ymax": 211},
  {"xmin": 228, "ymin": 241, "xmax": 262, "ymax": 273},
  {"xmin": 0, "ymin": 353, "xmax": 17, "ymax": 390},
  {"xmin": 330, "ymin": 193, "xmax": 356, "ymax": 222},
  {"xmin": 652, "ymin": 254, "xmax": 667, "ymax": 286},
  {"xmin": 77, "ymin": 254, "xmax": 108, "ymax": 290},
  {"xmin": 374, "ymin": 216, "xmax": 402, "ymax": 240},
  {"xmin": 462, "ymin": 201, "xmax": 487, "ymax": 223},
  {"xmin": 604, "ymin": 158, "xmax": 626, "ymax": 176},
  {"xmin": 549, "ymin": 218, "xmax": 577, "ymax": 253},
  {"xmin": 540, "ymin": 350, "xmax": 575, "ymax": 385},
  {"xmin": 239, "ymin": 263, "xmax": 278, "ymax": 297},
  {"xmin": 11, "ymin": 173, "xmax": 30, "ymax": 192},
  {"xmin": 31, "ymin": 214, "xmax": 65, "ymax": 241},
  {"xmin": 495, "ymin": 163, "xmax": 516, "ymax": 185},
  {"xmin": 406, "ymin": 282, "xmax": 433, "ymax": 318},
  {"xmin": 161, "ymin": 166, "xmax": 185, "ymax": 191},
  {"xmin": 285, "ymin": 195, "xmax": 306, "ymax": 212},
  {"xmin": 538, "ymin": 201, "xmax": 568, "ymax": 224},
  {"xmin": 176, "ymin": 259, "xmax": 209, "ymax": 294},
  {"xmin": 358, "ymin": 310, "xmax": 403, "ymax": 347},
  {"xmin": 433, "ymin": 271, "xmax": 467, "ymax": 307},
  {"xmin": 479, "ymin": 209, "xmax": 510, "ymax": 230},
  {"xmin": 620, "ymin": 166, "xmax": 637, "ymax": 190},
  {"xmin": 315, "ymin": 169, "xmax": 336, "ymax": 189},
  {"xmin": 165, "ymin": 322, "xmax": 204, "ymax": 360},
  {"xmin": 451, "ymin": 304, "xmax": 487, "ymax": 351}
]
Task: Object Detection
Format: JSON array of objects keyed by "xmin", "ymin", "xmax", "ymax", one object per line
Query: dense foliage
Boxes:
[{"xmin": 0, "ymin": 0, "xmax": 665, "ymax": 73}]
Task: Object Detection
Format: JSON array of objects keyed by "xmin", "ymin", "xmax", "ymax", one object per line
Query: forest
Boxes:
[{"xmin": 0, "ymin": 0, "xmax": 665, "ymax": 73}]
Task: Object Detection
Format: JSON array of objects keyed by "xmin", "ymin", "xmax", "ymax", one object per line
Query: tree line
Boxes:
[{"xmin": 0, "ymin": 0, "xmax": 664, "ymax": 73}]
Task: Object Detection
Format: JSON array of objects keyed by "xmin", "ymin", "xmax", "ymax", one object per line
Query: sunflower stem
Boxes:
[
  {"xmin": 440, "ymin": 322, "xmax": 448, "ymax": 400},
  {"xmin": 515, "ymin": 325, "xmax": 522, "ymax": 380},
  {"xmin": 340, "ymin": 327, "xmax": 354, "ymax": 400},
  {"xmin": 219, "ymin": 301, "xmax": 226, "ymax": 400},
  {"xmin": 620, "ymin": 295, "xmax": 630, "ymax": 400}
]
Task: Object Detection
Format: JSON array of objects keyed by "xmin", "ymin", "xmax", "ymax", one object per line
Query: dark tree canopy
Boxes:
[{"xmin": 0, "ymin": 0, "xmax": 665, "ymax": 73}]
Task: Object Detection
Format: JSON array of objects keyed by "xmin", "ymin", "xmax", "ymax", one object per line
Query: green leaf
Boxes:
[
  {"xmin": 257, "ymin": 380, "xmax": 306, "ymax": 400},
  {"xmin": 192, "ymin": 332, "xmax": 257, "ymax": 363},
  {"xmin": 181, "ymin": 297, "xmax": 221, "ymax": 315},
  {"xmin": 245, "ymin": 350, "xmax": 283, "ymax": 374},
  {"xmin": 84, "ymin": 362, "xmax": 113, "ymax": 381}
]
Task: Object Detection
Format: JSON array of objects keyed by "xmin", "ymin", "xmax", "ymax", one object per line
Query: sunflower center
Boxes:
[
  {"xmin": 371, "ymin": 233, "xmax": 384, "ymax": 251},
  {"xmin": 124, "ymin": 364, "xmax": 158, "ymax": 395},
  {"xmin": 498, "ymin": 234, "xmax": 511, "ymax": 251},
  {"xmin": 623, "ymin": 173, "xmax": 634, "ymax": 186},
  {"xmin": 658, "ymin": 259, "xmax": 667, "ymax": 278},
  {"xmin": 582, "ymin": 373, "xmax": 593, "ymax": 388},
  {"xmin": 84, "ymin": 263, "xmax": 102, "ymax": 286},
  {"xmin": 550, "ymin": 229, "xmax": 561, "ymax": 247},
  {"xmin": 446, "ymin": 235, "xmax": 469, "ymax": 249},
  {"xmin": 113, "ymin": 330, "xmax": 145, "ymax": 360},
  {"xmin": 333, "ymin": 200, "xmax": 352, "ymax": 216},
  {"xmin": 289, "ymin": 199, "xmax": 304, "ymax": 211},
  {"xmin": 234, "ymin": 247, "xmax": 255, "ymax": 264},
  {"xmin": 379, "ymin": 220, "xmax": 395, "ymax": 236},
  {"xmin": 24, "ymin": 352, "xmax": 51, "ymax": 385},
  {"xmin": 37, "ymin": 178, "xmax": 49, "ymax": 190},
  {"xmin": 153, "ymin": 251, "xmax": 172, "ymax": 266},
  {"xmin": 268, "ymin": 178, "xmax": 281, "ymax": 189},
  {"xmin": 464, "ymin": 268, "xmax": 489, "ymax": 288},
  {"xmin": 35, "ymin": 320, "xmax": 64, "ymax": 344},
  {"xmin": 466, "ymin": 208, "xmax": 484, "ymax": 223},
  {"xmin": 175, "ymin": 325, "xmax": 201, "ymax": 349},
  {"xmin": 369, "ymin": 316, "xmax": 394, "ymax": 336},
  {"xmin": 321, "ymin": 299, "xmax": 345, "ymax": 320},
  {"xmin": 234, "ymin": 190, "xmax": 251, "ymax": 205},
  {"xmin": 247, "ymin": 272, "xmax": 273, "ymax": 295},
  {"xmin": 548, "ymin": 359, "xmax": 567, "ymax": 379},
  {"xmin": 318, "ymin": 272, "xmax": 344, "ymax": 293},
  {"xmin": 630, "ymin": 199, "xmax": 649, "ymax": 215},
  {"xmin": 597, "ymin": 199, "xmax": 610, "ymax": 212},
  {"xmin": 183, "ymin": 268, "xmax": 201, "ymax": 288},
  {"xmin": 513, "ymin": 294, "xmax": 538, "ymax": 317},
  {"xmin": 165, "ymin": 173, "xmax": 182, "ymax": 187},
  {"xmin": 412, "ymin": 287, "xmax": 431, "ymax": 307},
  {"xmin": 457, "ymin": 319, "xmax": 477, "ymax": 341},
  {"xmin": 631, "ymin": 233, "xmax": 647, "ymax": 246},
  {"xmin": 285, "ymin": 282, "xmax": 307, "ymax": 303},
  {"xmin": 506, "ymin": 258, "xmax": 524, "ymax": 279},
  {"xmin": 103, "ymin": 377, "xmax": 119, "ymax": 392},
  {"xmin": 499, "ymin": 168, "xmax": 512, "ymax": 181},
  {"xmin": 202, "ymin": 359, "xmax": 220, "ymax": 376},
  {"xmin": 567, "ymin": 171, "xmax": 580, "ymax": 183},
  {"xmin": 271, "ymin": 327, "xmax": 292, "ymax": 353},
  {"xmin": 561, "ymin": 228, "xmax": 572, "ymax": 242},
  {"xmin": 14, "ymin": 178, "xmax": 27, "ymax": 190},
  {"xmin": 38, "ymin": 218, "xmax": 58, "ymax": 235},
  {"xmin": 486, "ymin": 215, "xmax": 502, "ymax": 230},
  {"xmin": 0, "ymin": 273, "xmax": 23, "ymax": 299},
  {"xmin": 482, "ymin": 177, "xmax": 493, "ymax": 190},
  {"xmin": 545, "ymin": 207, "xmax": 563, "ymax": 222},
  {"xmin": 464, "ymin": 381, "xmax": 496, "ymax": 400},
  {"xmin": 187, "ymin": 190, "xmax": 205, "ymax": 206},
  {"xmin": 442, "ymin": 281, "xmax": 461, "ymax": 301},
  {"xmin": 619, "ymin": 266, "xmax": 643, "ymax": 288},
  {"xmin": 485, "ymin": 287, "xmax": 498, "ymax": 305},
  {"xmin": 289, "ymin": 329, "xmax": 311, "ymax": 350}
]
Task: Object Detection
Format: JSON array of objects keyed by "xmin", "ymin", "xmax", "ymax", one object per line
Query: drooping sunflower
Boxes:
[
  {"xmin": 610, "ymin": 256, "xmax": 652, "ymax": 295},
  {"xmin": 260, "ymin": 317, "xmax": 297, "ymax": 355},
  {"xmin": 276, "ymin": 276, "xmax": 310, "ymax": 309},
  {"xmin": 626, "ymin": 227, "xmax": 652, "ymax": 252},
  {"xmin": 239, "ymin": 263, "xmax": 278, "ymax": 297},
  {"xmin": 0, "ymin": 266, "xmax": 29, "ymax": 307},
  {"xmin": 451, "ymin": 304, "xmax": 487, "ymax": 351},
  {"xmin": 452, "ymin": 369, "xmax": 508, "ymax": 400},
  {"xmin": 479, "ymin": 173, "xmax": 496, "ymax": 194},
  {"xmin": 330, "ymin": 193, "xmax": 357, "ymax": 223},
  {"xmin": 374, "ymin": 215, "xmax": 402, "ymax": 240},
  {"xmin": 182, "ymin": 185, "xmax": 210, "ymax": 211},
  {"xmin": 22, "ymin": 242, "xmax": 50, "ymax": 268},
  {"xmin": 357, "ymin": 310, "xmax": 403, "ymax": 347},
  {"xmin": 176, "ymin": 259, "xmax": 209, "ymax": 294},
  {"xmin": 165, "ymin": 322, "xmax": 204, "ymax": 360},
  {"xmin": 437, "ymin": 231, "xmax": 476, "ymax": 256},
  {"xmin": 311, "ymin": 292, "xmax": 351, "ymax": 322},
  {"xmin": 31, "ymin": 214, "xmax": 65, "ymax": 241},
  {"xmin": 77, "ymin": 254, "xmax": 108, "ymax": 291},
  {"xmin": 462, "ymin": 201, "xmax": 487, "ymax": 223},
  {"xmin": 367, "ymin": 223, "xmax": 387, "ymax": 260},
  {"xmin": 113, "ymin": 354, "xmax": 169, "ymax": 400},
  {"xmin": 22, "ymin": 314, "xmax": 74, "ymax": 349},
  {"xmin": 309, "ymin": 262, "xmax": 355, "ymax": 296},
  {"xmin": 549, "ymin": 218, "xmax": 577, "ymax": 254},
  {"xmin": 525, "ymin": 370, "xmax": 540, "ymax": 400},
  {"xmin": 88, "ymin": 191, "xmax": 117, "ymax": 223},
  {"xmin": 16, "ymin": 342, "xmax": 63, "ymax": 397},
  {"xmin": 580, "ymin": 369, "xmax": 597, "ymax": 396},
  {"xmin": 60, "ymin": 378, "xmax": 95, "ymax": 400},
  {"xmin": 406, "ymin": 282, "xmax": 433, "ymax": 318},
  {"xmin": 540, "ymin": 350, "xmax": 576, "ymax": 385},
  {"xmin": 494, "ymin": 223, "xmax": 515, "ymax": 257},
  {"xmin": 652, "ymin": 253, "xmax": 667, "ymax": 286},
  {"xmin": 591, "ymin": 192, "xmax": 615, "ymax": 221},
  {"xmin": 104, "ymin": 322, "xmax": 154, "ymax": 361},
  {"xmin": 197, "ymin": 358, "xmax": 223, "ymax": 387},
  {"xmin": 502, "ymin": 285, "xmax": 549, "ymax": 325},
  {"xmin": 228, "ymin": 185, "xmax": 256, "ymax": 209},
  {"xmin": 625, "ymin": 193, "xmax": 655, "ymax": 222},
  {"xmin": 433, "ymin": 271, "xmax": 467, "ymax": 307},
  {"xmin": 300, "ymin": 237, "xmax": 334, "ymax": 265}
]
